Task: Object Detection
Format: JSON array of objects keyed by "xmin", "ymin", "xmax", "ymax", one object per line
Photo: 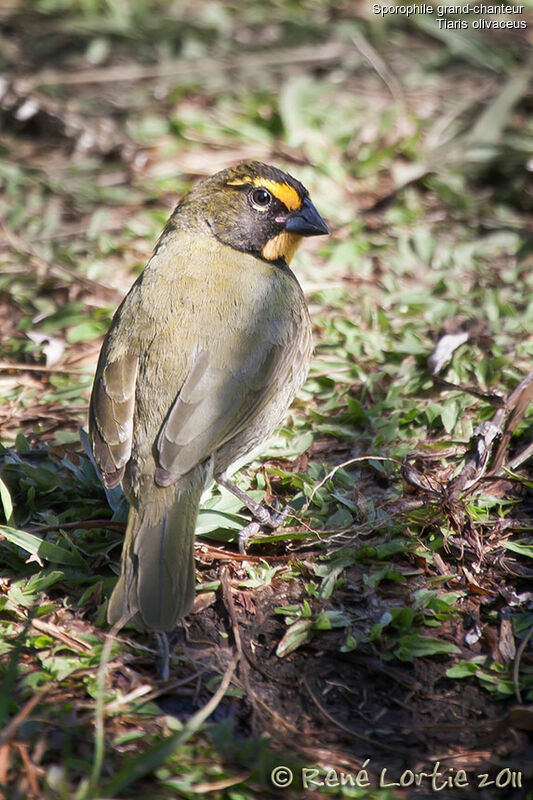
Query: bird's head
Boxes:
[{"xmin": 175, "ymin": 161, "xmax": 330, "ymax": 265}]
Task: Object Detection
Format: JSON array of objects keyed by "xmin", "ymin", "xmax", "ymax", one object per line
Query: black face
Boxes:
[
  {"xmin": 172, "ymin": 161, "xmax": 329, "ymax": 261},
  {"xmin": 204, "ymin": 166, "xmax": 307, "ymax": 256},
  {"xmin": 208, "ymin": 183, "xmax": 293, "ymax": 256}
]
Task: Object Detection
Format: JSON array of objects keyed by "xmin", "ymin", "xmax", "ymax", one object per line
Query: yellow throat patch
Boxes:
[
  {"xmin": 261, "ymin": 232, "xmax": 302, "ymax": 264},
  {"xmin": 227, "ymin": 176, "xmax": 302, "ymax": 211}
]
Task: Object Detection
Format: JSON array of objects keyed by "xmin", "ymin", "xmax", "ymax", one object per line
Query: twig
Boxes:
[
  {"xmin": 423, "ymin": 84, "xmax": 496, "ymax": 151},
  {"xmin": 78, "ymin": 671, "xmax": 206, "ymax": 726},
  {"xmin": 0, "ymin": 361, "xmax": 88, "ymax": 374},
  {"xmin": 28, "ymin": 221, "xmax": 126, "ymax": 243},
  {"xmin": 220, "ymin": 567, "xmax": 243, "ymax": 659},
  {"xmin": 219, "ymin": 568, "xmax": 297, "ymax": 734},
  {"xmin": 1, "ymin": 222, "xmax": 122, "ymax": 300},
  {"xmin": 181, "ymin": 772, "xmax": 253, "ymax": 794},
  {"xmin": 303, "ymin": 455, "xmax": 398, "ymax": 511},
  {"xmin": 29, "ymin": 520, "xmax": 125, "ymax": 533},
  {"xmin": 513, "ymin": 624, "xmax": 533, "ymax": 704},
  {"xmin": 13, "ymin": 743, "xmax": 42, "ymax": 798},
  {"xmin": 102, "ymin": 651, "xmax": 238, "ymax": 795},
  {"xmin": 444, "ymin": 369, "xmax": 533, "ymax": 497},
  {"xmin": 88, "ymin": 620, "xmax": 123, "ymax": 797},
  {"xmin": 351, "ymin": 32, "xmax": 408, "ymax": 133},
  {"xmin": 0, "ymin": 686, "xmax": 50, "ymax": 747},
  {"xmin": 23, "ymin": 42, "xmax": 346, "ymax": 89},
  {"xmin": 196, "ymin": 542, "xmax": 298, "ymax": 563},
  {"xmin": 110, "ymin": 673, "xmax": 201, "ymax": 710},
  {"xmin": 503, "ymin": 439, "xmax": 533, "ymax": 473},
  {"xmin": 304, "ymin": 677, "xmax": 411, "ymax": 756},
  {"xmin": 182, "ymin": 653, "xmax": 238, "ymax": 729},
  {"xmin": 30, "ymin": 618, "xmax": 93, "ymax": 653},
  {"xmin": 491, "ymin": 370, "xmax": 533, "ymax": 474},
  {"xmin": 0, "ymin": 743, "xmax": 10, "ymax": 792},
  {"xmin": 220, "ymin": 566, "xmax": 250, "ymax": 694},
  {"xmin": 433, "ymin": 376, "xmax": 505, "ymax": 406}
]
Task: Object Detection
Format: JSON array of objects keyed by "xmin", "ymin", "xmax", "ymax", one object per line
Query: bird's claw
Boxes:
[
  {"xmin": 237, "ymin": 500, "xmax": 290, "ymax": 553},
  {"xmin": 253, "ymin": 505, "xmax": 272, "ymax": 526},
  {"xmin": 268, "ymin": 498, "xmax": 289, "ymax": 528},
  {"xmin": 238, "ymin": 521, "xmax": 261, "ymax": 554}
]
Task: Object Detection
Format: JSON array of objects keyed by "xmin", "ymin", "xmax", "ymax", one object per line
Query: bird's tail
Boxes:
[{"xmin": 107, "ymin": 471, "xmax": 204, "ymax": 631}]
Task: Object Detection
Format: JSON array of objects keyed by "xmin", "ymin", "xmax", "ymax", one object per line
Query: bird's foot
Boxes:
[
  {"xmin": 267, "ymin": 499, "xmax": 289, "ymax": 528},
  {"xmin": 247, "ymin": 496, "xmax": 288, "ymax": 528},
  {"xmin": 236, "ymin": 500, "xmax": 290, "ymax": 553},
  {"xmin": 237, "ymin": 521, "xmax": 261, "ymax": 554},
  {"xmin": 216, "ymin": 476, "xmax": 291, "ymax": 552}
]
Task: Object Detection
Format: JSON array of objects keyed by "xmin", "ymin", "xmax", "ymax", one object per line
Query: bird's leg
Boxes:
[
  {"xmin": 155, "ymin": 631, "xmax": 170, "ymax": 681},
  {"xmin": 216, "ymin": 475, "xmax": 290, "ymax": 552},
  {"xmin": 216, "ymin": 475, "xmax": 289, "ymax": 526}
]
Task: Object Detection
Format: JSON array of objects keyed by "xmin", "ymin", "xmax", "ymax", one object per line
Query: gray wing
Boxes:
[{"xmin": 154, "ymin": 337, "xmax": 290, "ymax": 487}]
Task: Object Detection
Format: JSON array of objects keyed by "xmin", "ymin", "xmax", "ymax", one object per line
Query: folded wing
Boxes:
[
  {"xmin": 89, "ymin": 353, "xmax": 138, "ymax": 488},
  {"xmin": 155, "ymin": 323, "xmax": 300, "ymax": 486}
]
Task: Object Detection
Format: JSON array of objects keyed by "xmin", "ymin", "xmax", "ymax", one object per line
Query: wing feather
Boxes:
[
  {"xmin": 155, "ymin": 340, "xmax": 285, "ymax": 487},
  {"xmin": 89, "ymin": 354, "xmax": 138, "ymax": 488}
]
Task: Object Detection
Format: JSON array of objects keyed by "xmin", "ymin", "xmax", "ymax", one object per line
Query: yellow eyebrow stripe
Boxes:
[{"xmin": 226, "ymin": 176, "xmax": 302, "ymax": 211}]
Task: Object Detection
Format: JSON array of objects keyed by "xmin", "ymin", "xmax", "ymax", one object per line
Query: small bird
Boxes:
[{"xmin": 89, "ymin": 161, "xmax": 329, "ymax": 634}]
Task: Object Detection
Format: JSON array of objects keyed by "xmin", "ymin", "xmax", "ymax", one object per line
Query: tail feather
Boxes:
[{"xmin": 108, "ymin": 473, "xmax": 204, "ymax": 631}]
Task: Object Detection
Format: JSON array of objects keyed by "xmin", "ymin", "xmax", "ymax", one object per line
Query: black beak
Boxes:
[{"xmin": 284, "ymin": 197, "xmax": 330, "ymax": 237}]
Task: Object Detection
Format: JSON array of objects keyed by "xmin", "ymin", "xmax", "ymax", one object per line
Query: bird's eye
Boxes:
[{"xmin": 250, "ymin": 187, "xmax": 272, "ymax": 209}]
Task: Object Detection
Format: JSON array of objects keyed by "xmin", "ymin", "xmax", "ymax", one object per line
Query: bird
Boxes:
[{"xmin": 89, "ymin": 160, "xmax": 329, "ymax": 638}]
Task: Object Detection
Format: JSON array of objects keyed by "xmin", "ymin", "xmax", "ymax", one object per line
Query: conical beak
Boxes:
[{"xmin": 284, "ymin": 197, "xmax": 330, "ymax": 237}]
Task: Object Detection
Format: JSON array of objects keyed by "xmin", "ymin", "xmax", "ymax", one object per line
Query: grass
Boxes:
[{"xmin": 0, "ymin": 1, "xmax": 532, "ymax": 798}]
